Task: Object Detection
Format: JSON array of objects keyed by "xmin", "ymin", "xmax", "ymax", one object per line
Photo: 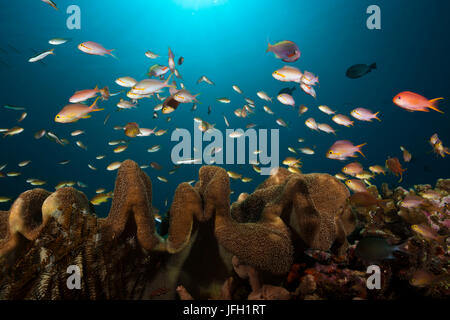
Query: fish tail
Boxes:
[
  {"xmin": 108, "ymin": 50, "xmax": 118, "ymax": 59},
  {"xmin": 428, "ymin": 98, "xmax": 444, "ymax": 113},
  {"xmin": 356, "ymin": 143, "xmax": 367, "ymax": 157},
  {"xmin": 89, "ymin": 96, "xmax": 101, "ymax": 110},
  {"xmin": 266, "ymin": 40, "xmax": 272, "ymax": 53},
  {"xmin": 50, "ymin": 48, "xmax": 55, "ymax": 54},
  {"xmin": 398, "ymin": 173, "xmax": 403, "ymax": 183},
  {"xmin": 393, "ymin": 240, "xmax": 409, "ymax": 254},
  {"xmin": 165, "ymin": 73, "xmax": 173, "ymax": 85},
  {"xmin": 370, "ymin": 63, "xmax": 377, "ymax": 70},
  {"xmin": 374, "ymin": 112, "xmax": 381, "ymax": 121}
]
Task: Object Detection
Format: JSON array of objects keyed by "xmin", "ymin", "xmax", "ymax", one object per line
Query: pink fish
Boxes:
[
  {"xmin": 69, "ymin": 86, "xmax": 110, "ymax": 103},
  {"xmin": 350, "ymin": 108, "xmax": 381, "ymax": 122},
  {"xmin": 78, "ymin": 41, "xmax": 116, "ymax": 58},
  {"xmin": 393, "ymin": 91, "xmax": 444, "ymax": 113},
  {"xmin": 300, "ymin": 83, "xmax": 316, "ymax": 98},
  {"xmin": 277, "ymin": 93, "xmax": 295, "ymax": 107},
  {"xmin": 342, "ymin": 162, "xmax": 363, "ymax": 176},
  {"xmin": 327, "ymin": 140, "xmax": 366, "ymax": 160},
  {"xmin": 317, "ymin": 123, "xmax": 336, "ymax": 135},
  {"xmin": 69, "ymin": 86, "xmax": 100, "ymax": 103},
  {"xmin": 266, "ymin": 40, "xmax": 301, "ymax": 63},
  {"xmin": 400, "ymin": 195, "xmax": 424, "ymax": 209},
  {"xmin": 301, "ymin": 71, "xmax": 319, "ymax": 86},
  {"xmin": 332, "ymin": 114, "xmax": 354, "ymax": 127},
  {"xmin": 345, "ymin": 179, "xmax": 367, "ymax": 193}
]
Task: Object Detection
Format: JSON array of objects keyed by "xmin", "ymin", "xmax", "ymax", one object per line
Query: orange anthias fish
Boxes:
[
  {"xmin": 55, "ymin": 97, "xmax": 103, "ymax": 123},
  {"xmin": 385, "ymin": 157, "xmax": 406, "ymax": 182},
  {"xmin": 393, "ymin": 91, "xmax": 444, "ymax": 113}
]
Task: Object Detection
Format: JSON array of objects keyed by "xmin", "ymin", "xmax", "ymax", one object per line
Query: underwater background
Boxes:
[{"xmin": 0, "ymin": 0, "xmax": 449, "ymax": 217}]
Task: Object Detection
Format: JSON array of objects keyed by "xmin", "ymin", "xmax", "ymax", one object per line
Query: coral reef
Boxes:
[{"xmin": 0, "ymin": 160, "xmax": 448, "ymax": 300}]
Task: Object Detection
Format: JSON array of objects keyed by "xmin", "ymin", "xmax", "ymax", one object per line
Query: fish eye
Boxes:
[
  {"xmin": 328, "ymin": 151, "xmax": 333, "ymax": 154},
  {"xmin": 398, "ymin": 96, "xmax": 401, "ymax": 100}
]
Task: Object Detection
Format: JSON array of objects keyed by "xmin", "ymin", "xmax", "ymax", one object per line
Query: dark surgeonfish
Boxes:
[
  {"xmin": 355, "ymin": 237, "xmax": 408, "ymax": 262},
  {"xmin": 278, "ymin": 86, "xmax": 296, "ymax": 96},
  {"xmin": 346, "ymin": 63, "xmax": 377, "ymax": 79}
]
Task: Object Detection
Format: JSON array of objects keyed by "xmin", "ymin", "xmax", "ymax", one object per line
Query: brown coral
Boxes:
[
  {"xmin": 100, "ymin": 160, "xmax": 164, "ymax": 251},
  {"xmin": 0, "ymin": 160, "xmax": 355, "ymax": 300},
  {"xmin": 229, "ymin": 169, "xmax": 355, "ymax": 263}
]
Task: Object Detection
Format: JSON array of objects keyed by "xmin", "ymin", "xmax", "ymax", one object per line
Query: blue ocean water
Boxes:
[{"xmin": 0, "ymin": 0, "xmax": 449, "ymax": 216}]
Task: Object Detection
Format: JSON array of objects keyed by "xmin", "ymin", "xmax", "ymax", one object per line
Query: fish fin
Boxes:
[
  {"xmin": 89, "ymin": 96, "xmax": 101, "ymax": 109},
  {"xmin": 356, "ymin": 143, "xmax": 367, "ymax": 157},
  {"xmin": 398, "ymin": 174, "xmax": 403, "ymax": 183},
  {"xmin": 108, "ymin": 50, "xmax": 118, "ymax": 59},
  {"xmin": 165, "ymin": 73, "xmax": 173, "ymax": 85},
  {"xmin": 428, "ymin": 98, "xmax": 444, "ymax": 113},
  {"xmin": 374, "ymin": 112, "xmax": 381, "ymax": 121},
  {"xmin": 370, "ymin": 63, "xmax": 377, "ymax": 70},
  {"xmin": 393, "ymin": 241, "xmax": 410, "ymax": 254},
  {"xmin": 90, "ymin": 108, "xmax": 104, "ymax": 112},
  {"xmin": 82, "ymin": 115, "xmax": 92, "ymax": 119}
]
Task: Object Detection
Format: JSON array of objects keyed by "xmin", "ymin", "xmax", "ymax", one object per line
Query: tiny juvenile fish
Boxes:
[{"xmin": 76, "ymin": 141, "xmax": 87, "ymax": 150}]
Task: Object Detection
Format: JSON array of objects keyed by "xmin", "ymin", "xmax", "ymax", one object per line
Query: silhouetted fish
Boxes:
[
  {"xmin": 346, "ymin": 63, "xmax": 377, "ymax": 79},
  {"xmin": 278, "ymin": 86, "xmax": 296, "ymax": 96},
  {"xmin": 355, "ymin": 237, "xmax": 408, "ymax": 262}
]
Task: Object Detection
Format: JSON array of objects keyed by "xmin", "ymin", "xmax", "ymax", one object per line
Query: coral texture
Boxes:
[{"xmin": 8, "ymin": 160, "xmax": 441, "ymax": 300}]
